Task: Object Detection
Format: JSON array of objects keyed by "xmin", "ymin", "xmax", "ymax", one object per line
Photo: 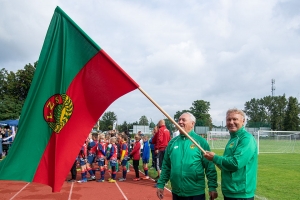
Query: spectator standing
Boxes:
[
  {"xmin": 118, "ymin": 134, "xmax": 129, "ymax": 181},
  {"xmin": 86, "ymin": 133, "xmax": 98, "ymax": 181},
  {"xmin": 107, "ymin": 137, "xmax": 118, "ymax": 183},
  {"xmin": 130, "ymin": 134, "xmax": 141, "ymax": 181},
  {"xmin": 204, "ymin": 108, "xmax": 258, "ymax": 200},
  {"xmin": 96, "ymin": 133, "xmax": 107, "ymax": 182},
  {"xmin": 141, "ymin": 135, "xmax": 150, "ymax": 179},
  {"xmin": 149, "ymin": 126, "xmax": 158, "ymax": 169},
  {"xmin": 152, "ymin": 119, "xmax": 171, "ymax": 182}
]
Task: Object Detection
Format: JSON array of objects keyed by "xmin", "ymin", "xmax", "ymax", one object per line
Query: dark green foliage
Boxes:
[{"xmin": 0, "ymin": 63, "xmax": 36, "ymax": 120}]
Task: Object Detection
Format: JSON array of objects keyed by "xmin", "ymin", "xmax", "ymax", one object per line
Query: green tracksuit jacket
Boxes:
[
  {"xmin": 157, "ymin": 130, "xmax": 217, "ymax": 197},
  {"xmin": 213, "ymin": 126, "xmax": 258, "ymax": 198}
]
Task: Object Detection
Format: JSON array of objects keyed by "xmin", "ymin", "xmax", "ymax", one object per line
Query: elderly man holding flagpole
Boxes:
[{"xmin": 156, "ymin": 112, "xmax": 218, "ymax": 200}]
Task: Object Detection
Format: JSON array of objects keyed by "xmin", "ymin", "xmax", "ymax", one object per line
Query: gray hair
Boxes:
[
  {"xmin": 182, "ymin": 112, "xmax": 196, "ymax": 123},
  {"xmin": 226, "ymin": 108, "xmax": 246, "ymax": 120}
]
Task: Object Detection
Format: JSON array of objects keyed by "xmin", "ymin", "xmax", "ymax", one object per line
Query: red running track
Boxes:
[{"xmin": 0, "ymin": 165, "xmax": 172, "ymax": 200}]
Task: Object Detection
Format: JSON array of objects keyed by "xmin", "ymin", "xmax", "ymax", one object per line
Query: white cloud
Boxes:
[{"xmin": 1, "ymin": 0, "xmax": 300, "ymax": 127}]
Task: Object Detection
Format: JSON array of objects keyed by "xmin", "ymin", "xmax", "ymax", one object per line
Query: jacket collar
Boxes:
[{"xmin": 229, "ymin": 126, "xmax": 245, "ymax": 137}]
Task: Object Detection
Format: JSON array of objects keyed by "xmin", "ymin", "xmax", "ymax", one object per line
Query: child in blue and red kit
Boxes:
[
  {"xmin": 130, "ymin": 134, "xmax": 141, "ymax": 181},
  {"xmin": 141, "ymin": 135, "xmax": 150, "ymax": 180},
  {"xmin": 96, "ymin": 133, "xmax": 107, "ymax": 182},
  {"xmin": 118, "ymin": 134, "xmax": 129, "ymax": 181},
  {"xmin": 107, "ymin": 137, "xmax": 118, "ymax": 183},
  {"xmin": 77, "ymin": 139, "xmax": 88, "ymax": 183},
  {"xmin": 86, "ymin": 134, "xmax": 98, "ymax": 181}
]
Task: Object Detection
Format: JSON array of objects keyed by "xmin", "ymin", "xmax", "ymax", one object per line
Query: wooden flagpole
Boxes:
[{"xmin": 138, "ymin": 87, "xmax": 206, "ymax": 154}]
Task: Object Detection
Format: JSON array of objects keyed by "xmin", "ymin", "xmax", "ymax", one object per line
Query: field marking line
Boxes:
[
  {"xmin": 68, "ymin": 182, "xmax": 74, "ymax": 200},
  {"xmin": 9, "ymin": 182, "xmax": 30, "ymax": 200},
  {"xmin": 108, "ymin": 172, "xmax": 128, "ymax": 200}
]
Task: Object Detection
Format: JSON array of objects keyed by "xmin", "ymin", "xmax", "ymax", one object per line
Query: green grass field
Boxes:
[{"xmin": 143, "ymin": 149, "xmax": 300, "ymax": 200}]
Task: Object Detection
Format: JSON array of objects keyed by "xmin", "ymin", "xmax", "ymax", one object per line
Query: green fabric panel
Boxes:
[{"xmin": 0, "ymin": 6, "xmax": 100, "ymax": 181}]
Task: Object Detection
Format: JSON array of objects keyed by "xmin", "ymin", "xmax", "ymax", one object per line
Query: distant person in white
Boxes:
[{"xmin": 173, "ymin": 130, "xmax": 180, "ymax": 138}]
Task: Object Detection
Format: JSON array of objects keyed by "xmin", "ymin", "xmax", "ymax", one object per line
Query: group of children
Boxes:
[{"xmin": 73, "ymin": 131, "xmax": 151, "ymax": 183}]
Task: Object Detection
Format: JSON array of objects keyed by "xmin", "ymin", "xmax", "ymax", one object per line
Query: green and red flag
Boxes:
[{"xmin": 0, "ymin": 6, "xmax": 139, "ymax": 192}]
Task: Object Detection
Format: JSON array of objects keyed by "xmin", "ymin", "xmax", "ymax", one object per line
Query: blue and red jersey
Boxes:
[
  {"xmin": 97, "ymin": 141, "xmax": 107, "ymax": 158},
  {"xmin": 79, "ymin": 143, "xmax": 87, "ymax": 159},
  {"xmin": 88, "ymin": 140, "xmax": 98, "ymax": 154},
  {"xmin": 107, "ymin": 144, "xmax": 118, "ymax": 160}
]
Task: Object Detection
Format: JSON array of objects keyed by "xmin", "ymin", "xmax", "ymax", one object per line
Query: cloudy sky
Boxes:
[{"xmin": 1, "ymin": 0, "xmax": 299, "ymax": 127}]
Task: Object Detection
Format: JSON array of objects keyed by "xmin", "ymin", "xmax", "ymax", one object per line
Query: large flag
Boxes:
[{"xmin": 0, "ymin": 6, "xmax": 139, "ymax": 192}]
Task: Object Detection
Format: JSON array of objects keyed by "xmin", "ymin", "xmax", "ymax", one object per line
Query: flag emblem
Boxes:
[{"xmin": 43, "ymin": 94, "xmax": 73, "ymax": 133}]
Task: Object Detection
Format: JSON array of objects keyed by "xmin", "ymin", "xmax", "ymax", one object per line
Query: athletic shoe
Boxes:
[
  {"xmin": 67, "ymin": 179, "xmax": 76, "ymax": 183},
  {"xmin": 118, "ymin": 178, "xmax": 126, "ymax": 181},
  {"xmin": 88, "ymin": 176, "xmax": 96, "ymax": 181},
  {"xmin": 133, "ymin": 178, "xmax": 140, "ymax": 181},
  {"xmin": 96, "ymin": 179, "xmax": 105, "ymax": 182},
  {"xmin": 108, "ymin": 179, "xmax": 116, "ymax": 183},
  {"xmin": 77, "ymin": 179, "xmax": 87, "ymax": 183},
  {"xmin": 141, "ymin": 176, "xmax": 149, "ymax": 180},
  {"xmin": 107, "ymin": 178, "xmax": 112, "ymax": 181}
]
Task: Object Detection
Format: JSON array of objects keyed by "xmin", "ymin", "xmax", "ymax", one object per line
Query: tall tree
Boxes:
[
  {"xmin": 139, "ymin": 115, "xmax": 149, "ymax": 126},
  {"xmin": 244, "ymin": 98, "xmax": 269, "ymax": 127},
  {"xmin": 119, "ymin": 121, "xmax": 129, "ymax": 132},
  {"xmin": 100, "ymin": 111, "xmax": 117, "ymax": 131},
  {"xmin": 0, "ymin": 64, "xmax": 36, "ymax": 120},
  {"xmin": 174, "ymin": 110, "xmax": 190, "ymax": 122},
  {"xmin": 270, "ymin": 95, "xmax": 287, "ymax": 130},
  {"xmin": 283, "ymin": 97, "xmax": 300, "ymax": 131},
  {"xmin": 190, "ymin": 100, "xmax": 212, "ymax": 127}
]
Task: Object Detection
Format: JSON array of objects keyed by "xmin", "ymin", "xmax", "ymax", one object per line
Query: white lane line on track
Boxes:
[
  {"xmin": 9, "ymin": 182, "xmax": 30, "ymax": 200},
  {"xmin": 68, "ymin": 182, "xmax": 74, "ymax": 200},
  {"xmin": 108, "ymin": 172, "xmax": 128, "ymax": 200},
  {"xmin": 114, "ymin": 181, "xmax": 128, "ymax": 200}
]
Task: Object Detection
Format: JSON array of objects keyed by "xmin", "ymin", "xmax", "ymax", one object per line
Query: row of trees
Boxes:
[
  {"xmin": 0, "ymin": 63, "xmax": 36, "ymax": 120},
  {"xmin": 244, "ymin": 95, "xmax": 300, "ymax": 131},
  {"xmin": 98, "ymin": 111, "xmax": 156, "ymax": 132},
  {"xmin": 1, "ymin": 63, "xmax": 300, "ymax": 131}
]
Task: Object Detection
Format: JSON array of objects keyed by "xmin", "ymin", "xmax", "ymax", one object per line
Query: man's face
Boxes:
[
  {"xmin": 226, "ymin": 112, "xmax": 244, "ymax": 132},
  {"xmin": 178, "ymin": 113, "xmax": 194, "ymax": 133}
]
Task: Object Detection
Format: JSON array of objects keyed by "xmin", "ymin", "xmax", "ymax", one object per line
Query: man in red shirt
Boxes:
[{"xmin": 152, "ymin": 119, "xmax": 171, "ymax": 183}]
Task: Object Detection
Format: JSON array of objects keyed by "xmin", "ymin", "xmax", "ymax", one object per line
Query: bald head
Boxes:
[{"xmin": 158, "ymin": 119, "xmax": 165, "ymax": 127}]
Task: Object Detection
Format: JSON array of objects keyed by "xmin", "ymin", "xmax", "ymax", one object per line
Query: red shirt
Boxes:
[
  {"xmin": 152, "ymin": 125, "xmax": 171, "ymax": 151},
  {"xmin": 130, "ymin": 140, "xmax": 141, "ymax": 160}
]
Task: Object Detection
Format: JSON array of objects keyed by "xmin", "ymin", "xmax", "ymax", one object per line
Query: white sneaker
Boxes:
[{"xmin": 127, "ymin": 170, "xmax": 130, "ymax": 172}]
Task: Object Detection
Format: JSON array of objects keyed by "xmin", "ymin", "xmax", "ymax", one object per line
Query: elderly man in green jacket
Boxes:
[
  {"xmin": 204, "ymin": 108, "xmax": 258, "ymax": 200},
  {"xmin": 156, "ymin": 112, "xmax": 218, "ymax": 200}
]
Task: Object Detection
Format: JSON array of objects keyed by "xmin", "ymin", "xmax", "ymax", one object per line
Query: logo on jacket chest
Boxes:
[{"xmin": 229, "ymin": 142, "xmax": 235, "ymax": 148}]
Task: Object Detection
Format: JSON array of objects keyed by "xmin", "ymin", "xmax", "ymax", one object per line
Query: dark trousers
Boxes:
[
  {"xmin": 133, "ymin": 159, "xmax": 139, "ymax": 178},
  {"xmin": 172, "ymin": 193, "xmax": 205, "ymax": 200},
  {"xmin": 70, "ymin": 160, "xmax": 77, "ymax": 179},
  {"xmin": 151, "ymin": 150, "xmax": 157, "ymax": 170},
  {"xmin": 224, "ymin": 197, "xmax": 254, "ymax": 200}
]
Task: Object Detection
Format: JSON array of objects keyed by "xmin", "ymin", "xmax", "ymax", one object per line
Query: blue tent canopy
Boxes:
[{"xmin": 0, "ymin": 119, "xmax": 19, "ymax": 126}]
